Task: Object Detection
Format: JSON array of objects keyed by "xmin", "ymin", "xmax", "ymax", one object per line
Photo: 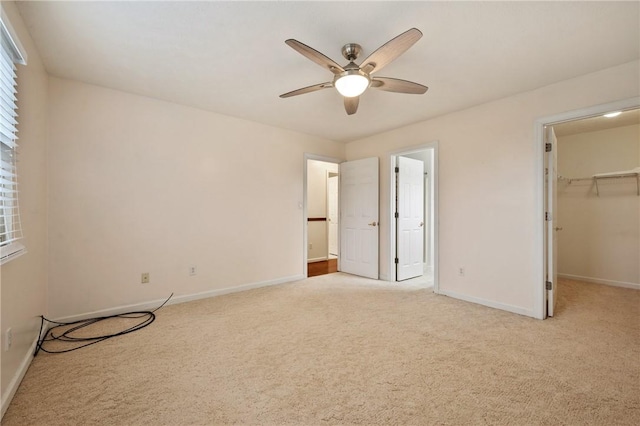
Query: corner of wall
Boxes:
[{"xmin": 0, "ymin": 0, "xmax": 49, "ymax": 416}]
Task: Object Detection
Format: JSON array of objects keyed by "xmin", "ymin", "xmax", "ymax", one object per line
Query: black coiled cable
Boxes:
[{"xmin": 34, "ymin": 293, "xmax": 173, "ymax": 355}]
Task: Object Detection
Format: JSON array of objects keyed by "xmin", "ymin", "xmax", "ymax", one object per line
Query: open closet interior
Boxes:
[{"xmin": 553, "ymin": 108, "xmax": 640, "ymax": 289}]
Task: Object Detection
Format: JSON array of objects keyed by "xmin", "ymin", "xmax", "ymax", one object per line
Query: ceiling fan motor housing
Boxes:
[{"xmin": 341, "ymin": 43, "xmax": 362, "ymax": 61}]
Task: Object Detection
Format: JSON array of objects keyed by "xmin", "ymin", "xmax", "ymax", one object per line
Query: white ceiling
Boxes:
[{"xmin": 16, "ymin": 1, "xmax": 640, "ymax": 143}]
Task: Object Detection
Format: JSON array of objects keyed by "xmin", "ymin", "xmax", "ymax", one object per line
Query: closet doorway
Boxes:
[
  {"xmin": 538, "ymin": 99, "xmax": 639, "ymax": 318},
  {"xmin": 305, "ymin": 157, "xmax": 340, "ymax": 277}
]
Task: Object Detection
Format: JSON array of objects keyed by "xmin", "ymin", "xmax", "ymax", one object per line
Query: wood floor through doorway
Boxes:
[{"xmin": 307, "ymin": 258, "xmax": 338, "ymax": 277}]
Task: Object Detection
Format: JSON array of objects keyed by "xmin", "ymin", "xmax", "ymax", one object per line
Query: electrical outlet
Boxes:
[
  {"xmin": 141, "ymin": 273, "xmax": 150, "ymax": 284},
  {"xmin": 189, "ymin": 266, "xmax": 197, "ymax": 276},
  {"xmin": 458, "ymin": 267, "xmax": 465, "ymax": 277},
  {"xmin": 4, "ymin": 328, "xmax": 12, "ymax": 351},
  {"xmin": 309, "ymin": 243, "xmax": 313, "ymax": 249}
]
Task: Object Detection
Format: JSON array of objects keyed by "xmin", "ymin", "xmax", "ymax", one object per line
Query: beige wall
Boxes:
[
  {"xmin": 557, "ymin": 124, "xmax": 639, "ymax": 286},
  {"xmin": 0, "ymin": 1, "xmax": 49, "ymax": 406},
  {"xmin": 345, "ymin": 61, "xmax": 639, "ymax": 316},
  {"xmin": 47, "ymin": 77, "xmax": 344, "ymax": 319},
  {"xmin": 307, "ymin": 160, "xmax": 338, "ymax": 262}
]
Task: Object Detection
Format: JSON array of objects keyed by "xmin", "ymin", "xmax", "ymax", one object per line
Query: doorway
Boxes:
[
  {"xmin": 536, "ymin": 98, "xmax": 639, "ymax": 319},
  {"xmin": 549, "ymin": 108, "xmax": 640, "ymax": 315},
  {"xmin": 303, "ymin": 155, "xmax": 381, "ymax": 279},
  {"xmin": 389, "ymin": 143, "xmax": 438, "ymax": 289},
  {"xmin": 306, "ymin": 157, "xmax": 340, "ymax": 277}
]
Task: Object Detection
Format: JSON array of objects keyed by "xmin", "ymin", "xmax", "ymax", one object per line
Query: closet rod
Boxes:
[
  {"xmin": 558, "ymin": 173, "xmax": 640, "ymax": 196},
  {"xmin": 593, "ymin": 173, "xmax": 639, "ymax": 196},
  {"xmin": 558, "ymin": 176, "xmax": 592, "ymax": 183}
]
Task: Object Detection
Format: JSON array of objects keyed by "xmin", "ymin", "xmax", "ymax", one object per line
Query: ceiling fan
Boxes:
[{"xmin": 279, "ymin": 28, "xmax": 428, "ymax": 115}]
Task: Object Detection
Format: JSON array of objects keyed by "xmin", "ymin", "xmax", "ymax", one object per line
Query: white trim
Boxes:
[
  {"xmin": 558, "ymin": 273, "xmax": 639, "ymax": 290},
  {"xmin": 303, "ymin": 153, "xmax": 342, "ymax": 278},
  {"xmin": 533, "ymin": 97, "xmax": 640, "ymax": 320},
  {"xmin": 308, "ymin": 257, "xmax": 328, "ymax": 263},
  {"xmin": 388, "ymin": 142, "xmax": 439, "ymax": 293},
  {"xmin": 55, "ymin": 274, "xmax": 305, "ymax": 324},
  {"xmin": 1, "ymin": 333, "xmax": 39, "ymax": 419},
  {"xmin": 439, "ymin": 289, "xmax": 535, "ymax": 318}
]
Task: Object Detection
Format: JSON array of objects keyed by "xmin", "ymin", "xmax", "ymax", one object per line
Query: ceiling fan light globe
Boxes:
[{"xmin": 335, "ymin": 74, "xmax": 370, "ymax": 98}]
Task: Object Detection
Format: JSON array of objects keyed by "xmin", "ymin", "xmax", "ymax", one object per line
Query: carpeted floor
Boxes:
[{"xmin": 2, "ymin": 274, "xmax": 639, "ymax": 425}]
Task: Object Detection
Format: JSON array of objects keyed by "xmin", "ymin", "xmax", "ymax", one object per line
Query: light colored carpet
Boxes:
[{"xmin": 3, "ymin": 274, "xmax": 639, "ymax": 425}]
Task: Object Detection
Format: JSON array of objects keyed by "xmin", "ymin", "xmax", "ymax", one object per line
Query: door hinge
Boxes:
[
  {"xmin": 394, "ymin": 212, "xmax": 399, "ymax": 218},
  {"xmin": 546, "ymin": 281, "xmax": 553, "ymax": 290},
  {"xmin": 545, "ymin": 143, "xmax": 552, "ymax": 152},
  {"xmin": 394, "ymin": 258, "xmax": 399, "ymax": 264},
  {"xmin": 395, "ymin": 167, "xmax": 399, "ymax": 173},
  {"xmin": 545, "ymin": 212, "xmax": 551, "ymax": 221}
]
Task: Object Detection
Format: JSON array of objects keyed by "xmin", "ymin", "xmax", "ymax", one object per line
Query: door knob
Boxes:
[
  {"xmin": 419, "ymin": 222, "xmax": 424, "ymax": 227},
  {"xmin": 554, "ymin": 227, "xmax": 563, "ymax": 231},
  {"xmin": 368, "ymin": 222, "xmax": 378, "ymax": 227}
]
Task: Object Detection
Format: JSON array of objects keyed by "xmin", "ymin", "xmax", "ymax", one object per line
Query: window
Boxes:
[{"xmin": 0, "ymin": 11, "xmax": 27, "ymax": 265}]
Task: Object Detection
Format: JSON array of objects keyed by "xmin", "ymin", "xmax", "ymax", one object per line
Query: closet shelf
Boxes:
[{"xmin": 558, "ymin": 167, "xmax": 640, "ymax": 196}]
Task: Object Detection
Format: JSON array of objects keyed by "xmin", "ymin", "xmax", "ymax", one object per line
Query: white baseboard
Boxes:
[
  {"xmin": 1, "ymin": 333, "xmax": 40, "ymax": 419},
  {"xmin": 558, "ymin": 273, "xmax": 639, "ymax": 290},
  {"xmin": 55, "ymin": 274, "xmax": 305, "ymax": 324},
  {"xmin": 167, "ymin": 274, "xmax": 305, "ymax": 307},
  {"xmin": 438, "ymin": 289, "xmax": 535, "ymax": 318}
]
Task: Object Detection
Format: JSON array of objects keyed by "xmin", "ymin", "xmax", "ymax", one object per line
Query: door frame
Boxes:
[
  {"xmin": 545, "ymin": 126, "xmax": 558, "ymax": 317},
  {"xmin": 303, "ymin": 153, "xmax": 342, "ymax": 277},
  {"xmin": 533, "ymin": 97, "xmax": 639, "ymax": 319},
  {"xmin": 388, "ymin": 141, "xmax": 439, "ymax": 290},
  {"xmin": 326, "ymin": 171, "xmax": 339, "ymax": 257}
]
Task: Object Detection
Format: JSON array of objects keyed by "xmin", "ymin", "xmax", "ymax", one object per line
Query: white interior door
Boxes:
[
  {"xmin": 396, "ymin": 157, "xmax": 425, "ymax": 280},
  {"xmin": 546, "ymin": 126, "xmax": 559, "ymax": 317},
  {"xmin": 340, "ymin": 157, "xmax": 379, "ymax": 279},
  {"xmin": 327, "ymin": 174, "xmax": 339, "ymax": 256}
]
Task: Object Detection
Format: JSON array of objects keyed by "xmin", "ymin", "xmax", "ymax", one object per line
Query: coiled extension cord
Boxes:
[{"xmin": 34, "ymin": 293, "xmax": 173, "ymax": 355}]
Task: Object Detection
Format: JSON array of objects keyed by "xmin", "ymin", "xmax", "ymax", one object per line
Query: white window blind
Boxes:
[{"xmin": 0, "ymin": 13, "xmax": 27, "ymax": 264}]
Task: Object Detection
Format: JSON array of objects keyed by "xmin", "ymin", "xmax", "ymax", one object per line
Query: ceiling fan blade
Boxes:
[
  {"xmin": 285, "ymin": 39, "xmax": 345, "ymax": 75},
  {"xmin": 370, "ymin": 77, "xmax": 428, "ymax": 94},
  {"xmin": 344, "ymin": 96, "xmax": 359, "ymax": 115},
  {"xmin": 280, "ymin": 82, "xmax": 333, "ymax": 98},
  {"xmin": 360, "ymin": 28, "xmax": 423, "ymax": 75}
]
